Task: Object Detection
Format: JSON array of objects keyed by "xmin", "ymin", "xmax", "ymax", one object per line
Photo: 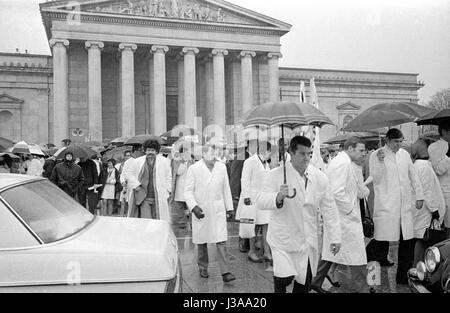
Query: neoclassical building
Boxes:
[{"xmin": 0, "ymin": 0, "xmax": 424, "ymax": 146}]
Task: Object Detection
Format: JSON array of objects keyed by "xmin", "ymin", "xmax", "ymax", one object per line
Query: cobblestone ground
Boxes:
[{"xmin": 172, "ymin": 220, "xmax": 411, "ymax": 293}]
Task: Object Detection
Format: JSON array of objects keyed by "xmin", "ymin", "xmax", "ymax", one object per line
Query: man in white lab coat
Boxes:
[
  {"xmin": 312, "ymin": 137, "xmax": 370, "ymax": 293},
  {"xmin": 124, "ymin": 139, "xmax": 172, "ymax": 222},
  {"xmin": 256, "ymin": 136, "xmax": 342, "ymax": 293},
  {"xmin": 236, "ymin": 141, "xmax": 272, "ymax": 262},
  {"xmin": 428, "ymin": 123, "xmax": 450, "ymax": 239},
  {"xmin": 367, "ymin": 128, "xmax": 424, "ymax": 285},
  {"xmin": 184, "ymin": 144, "xmax": 236, "ymax": 283}
]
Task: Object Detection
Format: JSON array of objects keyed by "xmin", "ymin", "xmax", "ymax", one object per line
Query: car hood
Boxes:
[{"xmin": 1, "ymin": 217, "xmax": 179, "ymax": 286}]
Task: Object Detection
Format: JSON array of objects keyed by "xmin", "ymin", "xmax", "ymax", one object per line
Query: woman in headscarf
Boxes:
[{"xmin": 411, "ymin": 139, "xmax": 446, "ymax": 266}]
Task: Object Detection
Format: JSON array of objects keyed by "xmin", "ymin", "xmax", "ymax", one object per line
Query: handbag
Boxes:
[
  {"xmin": 423, "ymin": 218, "xmax": 447, "ymax": 246},
  {"xmin": 238, "ymin": 203, "xmax": 256, "ymax": 239},
  {"xmin": 361, "ymin": 198, "xmax": 374, "ymax": 238}
]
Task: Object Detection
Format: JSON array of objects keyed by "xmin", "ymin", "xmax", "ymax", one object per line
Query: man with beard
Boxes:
[
  {"xmin": 125, "ymin": 139, "xmax": 172, "ymax": 222},
  {"xmin": 50, "ymin": 151, "xmax": 84, "ymax": 199}
]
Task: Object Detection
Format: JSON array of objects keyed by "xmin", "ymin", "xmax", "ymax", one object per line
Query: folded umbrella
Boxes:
[
  {"xmin": 125, "ymin": 134, "xmax": 167, "ymax": 146},
  {"xmin": 343, "ymin": 102, "xmax": 436, "ymax": 131}
]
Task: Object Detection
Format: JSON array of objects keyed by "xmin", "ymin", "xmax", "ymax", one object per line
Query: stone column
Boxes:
[
  {"xmin": 85, "ymin": 41, "xmax": 104, "ymax": 141},
  {"xmin": 118, "ymin": 43, "xmax": 137, "ymax": 138},
  {"xmin": 147, "ymin": 54, "xmax": 154, "ymax": 134},
  {"xmin": 267, "ymin": 52, "xmax": 282, "ymax": 103},
  {"xmin": 49, "ymin": 39, "xmax": 69, "ymax": 145},
  {"xmin": 182, "ymin": 47, "xmax": 199, "ymax": 128},
  {"xmin": 240, "ymin": 50, "xmax": 256, "ymax": 114},
  {"xmin": 203, "ymin": 56, "xmax": 214, "ymax": 126},
  {"xmin": 150, "ymin": 45, "xmax": 169, "ymax": 135},
  {"xmin": 212, "ymin": 49, "xmax": 228, "ymax": 130},
  {"xmin": 177, "ymin": 55, "xmax": 185, "ymax": 125}
]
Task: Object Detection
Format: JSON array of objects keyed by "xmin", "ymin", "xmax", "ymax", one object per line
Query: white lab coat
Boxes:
[
  {"xmin": 123, "ymin": 155, "xmax": 172, "ymax": 223},
  {"xmin": 412, "ymin": 159, "xmax": 446, "ymax": 238},
  {"xmin": 27, "ymin": 158, "xmax": 43, "ymax": 176},
  {"xmin": 236, "ymin": 154, "xmax": 271, "ymax": 225},
  {"xmin": 369, "ymin": 146, "xmax": 424, "ymax": 241},
  {"xmin": 322, "ymin": 152, "xmax": 368, "ymax": 266},
  {"xmin": 428, "ymin": 138, "xmax": 450, "ymax": 227},
  {"xmin": 120, "ymin": 157, "xmax": 136, "ymax": 203},
  {"xmin": 256, "ymin": 162, "xmax": 341, "ymax": 284},
  {"xmin": 184, "ymin": 160, "xmax": 234, "ymax": 244}
]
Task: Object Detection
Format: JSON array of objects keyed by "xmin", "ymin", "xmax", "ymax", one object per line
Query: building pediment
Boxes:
[
  {"xmin": 0, "ymin": 93, "xmax": 23, "ymax": 110},
  {"xmin": 41, "ymin": 0, "xmax": 292, "ymax": 31},
  {"xmin": 336, "ymin": 101, "xmax": 360, "ymax": 111}
]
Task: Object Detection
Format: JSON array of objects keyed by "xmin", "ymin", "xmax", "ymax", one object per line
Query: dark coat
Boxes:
[
  {"xmin": 98, "ymin": 167, "xmax": 122, "ymax": 197},
  {"xmin": 50, "ymin": 161, "xmax": 84, "ymax": 197},
  {"xmin": 229, "ymin": 149, "xmax": 250, "ymax": 199},
  {"xmin": 43, "ymin": 158, "xmax": 56, "ymax": 179},
  {"xmin": 79, "ymin": 159, "xmax": 99, "ymax": 188}
]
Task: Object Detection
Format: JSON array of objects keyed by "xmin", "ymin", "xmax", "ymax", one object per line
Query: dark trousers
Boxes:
[
  {"xmin": 274, "ymin": 261, "xmax": 313, "ymax": 293},
  {"xmin": 78, "ymin": 187, "xmax": 99, "ymax": 214},
  {"xmin": 312, "ymin": 259, "xmax": 333, "ymax": 288},
  {"xmin": 366, "ymin": 232, "xmax": 415, "ymax": 283}
]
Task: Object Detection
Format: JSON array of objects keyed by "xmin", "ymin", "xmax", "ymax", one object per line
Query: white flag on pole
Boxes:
[
  {"xmin": 299, "ymin": 81, "xmax": 310, "ymax": 137},
  {"xmin": 309, "ymin": 78, "xmax": 325, "ymax": 171}
]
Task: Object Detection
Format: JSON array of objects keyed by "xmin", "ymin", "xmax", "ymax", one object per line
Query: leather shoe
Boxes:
[
  {"xmin": 199, "ymin": 269, "xmax": 209, "ymax": 278},
  {"xmin": 379, "ymin": 259, "xmax": 395, "ymax": 267},
  {"xmin": 311, "ymin": 285, "xmax": 331, "ymax": 293},
  {"xmin": 222, "ymin": 273, "xmax": 236, "ymax": 283},
  {"xmin": 248, "ymin": 252, "xmax": 263, "ymax": 263}
]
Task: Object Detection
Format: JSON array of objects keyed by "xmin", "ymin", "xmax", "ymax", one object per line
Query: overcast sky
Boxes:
[{"xmin": 0, "ymin": 0, "xmax": 449, "ymax": 103}]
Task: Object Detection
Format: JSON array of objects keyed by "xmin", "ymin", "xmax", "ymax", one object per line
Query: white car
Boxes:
[{"xmin": 0, "ymin": 174, "xmax": 182, "ymax": 292}]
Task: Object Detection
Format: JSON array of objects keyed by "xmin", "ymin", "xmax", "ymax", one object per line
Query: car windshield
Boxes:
[{"xmin": 1, "ymin": 180, "xmax": 94, "ymax": 244}]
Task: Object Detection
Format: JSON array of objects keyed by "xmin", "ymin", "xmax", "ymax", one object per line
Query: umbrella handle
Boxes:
[{"xmin": 287, "ymin": 188, "xmax": 297, "ymax": 199}]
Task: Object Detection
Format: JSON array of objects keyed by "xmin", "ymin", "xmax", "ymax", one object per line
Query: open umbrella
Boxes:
[
  {"xmin": 125, "ymin": 134, "xmax": 166, "ymax": 146},
  {"xmin": 110, "ymin": 136, "xmax": 130, "ymax": 145},
  {"xmin": 324, "ymin": 131, "xmax": 387, "ymax": 145},
  {"xmin": 81, "ymin": 141, "xmax": 104, "ymax": 148},
  {"xmin": 161, "ymin": 126, "xmax": 199, "ymax": 138},
  {"xmin": 242, "ymin": 101, "xmax": 334, "ymax": 198},
  {"xmin": 54, "ymin": 145, "xmax": 97, "ymax": 160},
  {"xmin": 416, "ymin": 109, "xmax": 450, "ymax": 126},
  {"xmin": 101, "ymin": 145, "xmax": 131, "ymax": 163},
  {"xmin": 0, "ymin": 137, "xmax": 14, "ymax": 151},
  {"xmin": 343, "ymin": 102, "xmax": 436, "ymax": 131},
  {"xmin": 0, "ymin": 152, "xmax": 20, "ymax": 160},
  {"xmin": 28, "ymin": 144, "xmax": 45, "ymax": 156},
  {"xmin": 12, "ymin": 141, "xmax": 31, "ymax": 154}
]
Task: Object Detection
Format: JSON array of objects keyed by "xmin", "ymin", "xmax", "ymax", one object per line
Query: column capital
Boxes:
[
  {"xmin": 85, "ymin": 41, "xmax": 104, "ymax": 50},
  {"xmin": 118, "ymin": 43, "xmax": 137, "ymax": 52},
  {"xmin": 49, "ymin": 39, "xmax": 69, "ymax": 48},
  {"xmin": 211, "ymin": 49, "xmax": 229, "ymax": 57},
  {"xmin": 181, "ymin": 47, "xmax": 199, "ymax": 55},
  {"xmin": 267, "ymin": 52, "xmax": 283, "ymax": 60},
  {"xmin": 240, "ymin": 50, "xmax": 256, "ymax": 58},
  {"xmin": 151, "ymin": 45, "xmax": 169, "ymax": 54}
]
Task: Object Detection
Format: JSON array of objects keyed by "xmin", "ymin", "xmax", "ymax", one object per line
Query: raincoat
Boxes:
[
  {"xmin": 322, "ymin": 152, "xmax": 368, "ymax": 265},
  {"xmin": 412, "ymin": 159, "xmax": 446, "ymax": 238},
  {"xmin": 184, "ymin": 160, "xmax": 234, "ymax": 244},
  {"xmin": 256, "ymin": 162, "xmax": 341, "ymax": 284},
  {"xmin": 124, "ymin": 155, "xmax": 172, "ymax": 223},
  {"xmin": 236, "ymin": 154, "xmax": 271, "ymax": 225},
  {"xmin": 369, "ymin": 146, "xmax": 424, "ymax": 241},
  {"xmin": 428, "ymin": 138, "xmax": 450, "ymax": 227}
]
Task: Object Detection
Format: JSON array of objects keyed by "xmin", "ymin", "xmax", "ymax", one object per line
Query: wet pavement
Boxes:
[{"xmin": 172, "ymin": 221, "xmax": 412, "ymax": 293}]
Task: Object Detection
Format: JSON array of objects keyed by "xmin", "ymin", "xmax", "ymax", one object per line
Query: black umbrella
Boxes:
[
  {"xmin": 416, "ymin": 109, "xmax": 450, "ymax": 126},
  {"xmin": 54, "ymin": 145, "xmax": 97, "ymax": 160},
  {"xmin": 125, "ymin": 134, "xmax": 166, "ymax": 146}
]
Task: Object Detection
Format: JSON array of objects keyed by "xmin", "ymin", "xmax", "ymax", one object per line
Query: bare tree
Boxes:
[{"xmin": 428, "ymin": 88, "xmax": 450, "ymax": 110}]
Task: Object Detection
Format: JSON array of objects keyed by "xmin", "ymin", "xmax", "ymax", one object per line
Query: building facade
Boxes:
[{"xmin": 0, "ymin": 0, "xmax": 424, "ymax": 146}]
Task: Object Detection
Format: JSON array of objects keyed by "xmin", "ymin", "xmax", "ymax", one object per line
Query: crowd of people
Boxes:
[{"xmin": 2, "ymin": 125, "xmax": 450, "ymax": 293}]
